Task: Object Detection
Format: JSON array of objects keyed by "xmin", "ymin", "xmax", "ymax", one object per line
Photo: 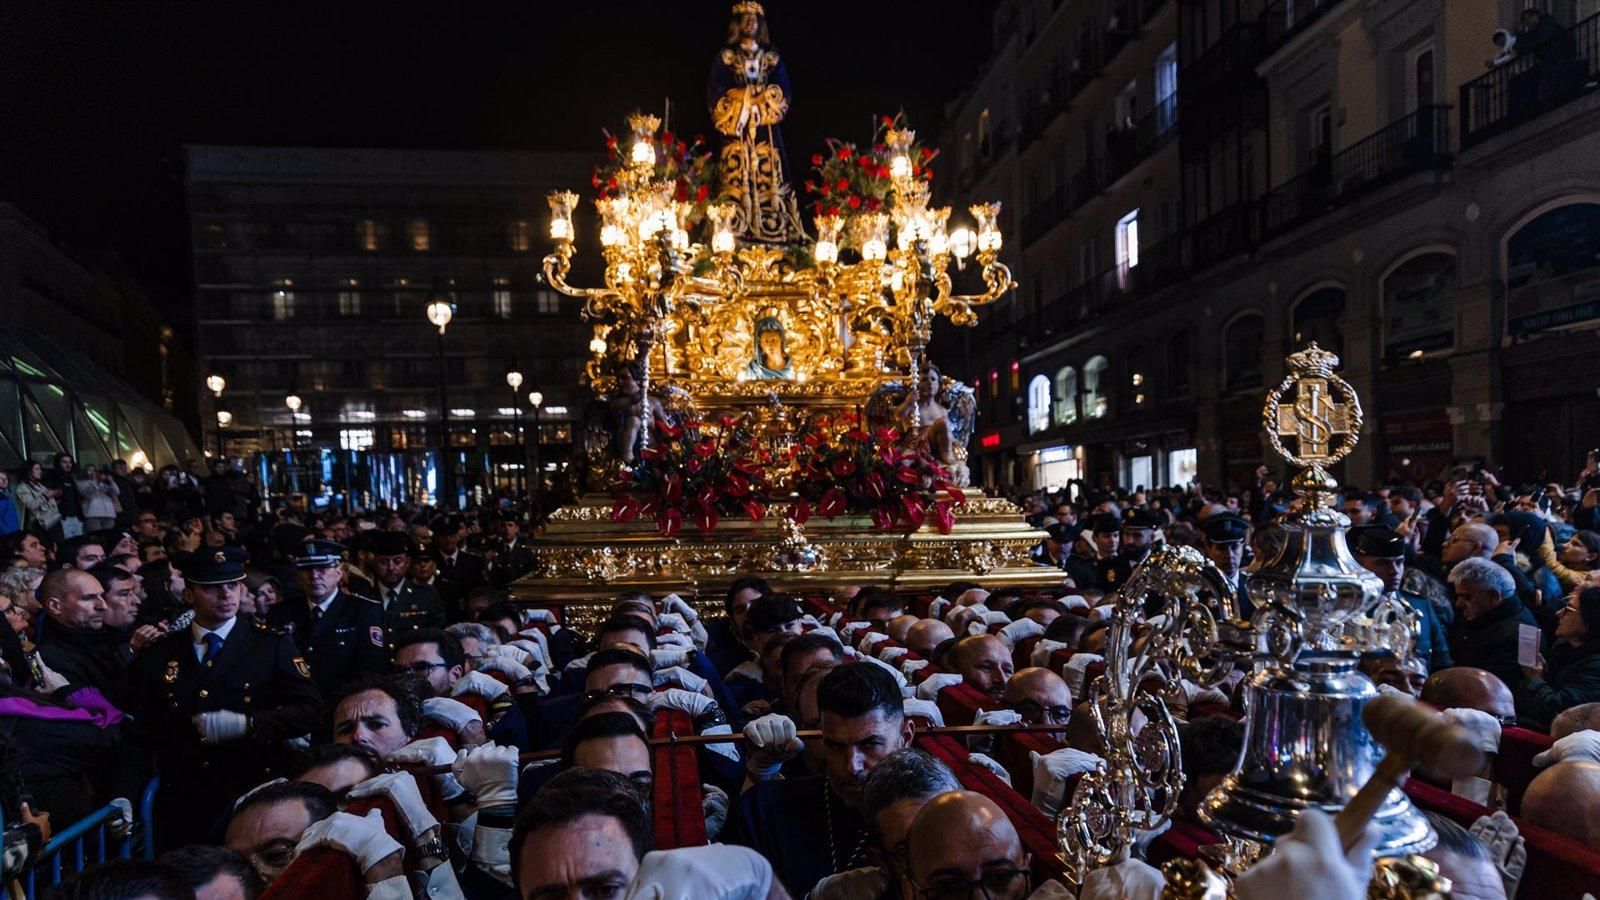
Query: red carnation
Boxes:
[
  {"xmin": 831, "ymin": 458, "xmax": 856, "ymax": 477},
  {"xmin": 836, "ymin": 145, "xmax": 852, "ymax": 160},
  {"xmin": 921, "ymin": 147, "xmax": 934, "ymax": 160},
  {"xmin": 812, "ymin": 153, "xmax": 824, "ymax": 165},
  {"xmin": 836, "ymin": 177, "xmax": 849, "ymax": 192},
  {"xmin": 674, "ymin": 183, "xmax": 689, "ymax": 202},
  {"xmin": 605, "ymin": 135, "xmax": 619, "ymax": 149},
  {"xmin": 696, "ymin": 184, "xmax": 710, "ymax": 201},
  {"xmin": 865, "ymin": 197, "xmax": 883, "ymax": 211},
  {"xmin": 790, "ymin": 499, "xmax": 812, "ymax": 525},
  {"xmin": 847, "ymin": 195, "xmax": 861, "ymax": 210},
  {"xmin": 882, "ymin": 115, "xmax": 895, "ymax": 127},
  {"xmin": 827, "ymin": 206, "xmax": 841, "ymax": 217}
]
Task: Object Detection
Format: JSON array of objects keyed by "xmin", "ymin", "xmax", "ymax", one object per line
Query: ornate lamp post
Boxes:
[
  {"xmin": 206, "ymin": 374, "xmax": 227, "ymax": 459},
  {"xmin": 215, "ymin": 409, "xmax": 232, "ymax": 459},
  {"xmin": 506, "ymin": 366, "xmax": 525, "ymax": 495},
  {"xmin": 425, "ymin": 285, "xmax": 455, "ymax": 507},
  {"xmin": 284, "ymin": 392, "xmax": 304, "ymax": 496},
  {"xmin": 527, "ymin": 388, "xmax": 544, "ymax": 498}
]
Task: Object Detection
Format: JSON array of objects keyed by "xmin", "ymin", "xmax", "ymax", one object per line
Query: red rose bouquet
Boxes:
[
  {"xmin": 592, "ymin": 115, "xmax": 719, "ymax": 230},
  {"xmin": 790, "ymin": 414, "xmax": 964, "ymax": 534},
  {"xmin": 611, "ymin": 415, "xmax": 769, "ymax": 538},
  {"xmin": 803, "ymin": 111, "xmax": 939, "ymax": 230}
]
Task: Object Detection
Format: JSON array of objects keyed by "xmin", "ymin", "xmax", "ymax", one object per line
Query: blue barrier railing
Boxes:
[{"xmin": 9, "ymin": 778, "xmax": 157, "ymax": 899}]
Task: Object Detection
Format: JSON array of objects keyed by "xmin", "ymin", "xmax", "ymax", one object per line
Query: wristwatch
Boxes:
[{"xmin": 414, "ymin": 835, "xmax": 448, "ymax": 865}]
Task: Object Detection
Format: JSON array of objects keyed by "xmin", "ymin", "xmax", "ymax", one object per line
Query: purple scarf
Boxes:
[{"xmin": 0, "ymin": 687, "xmax": 123, "ymax": 729}]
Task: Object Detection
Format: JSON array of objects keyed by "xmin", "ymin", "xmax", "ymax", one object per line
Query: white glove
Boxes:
[
  {"xmin": 622, "ymin": 844, "xmax": 773, "ymax": 900},
  {"xmin": 878, "ymin": 646, "xmax": 909, "ymax": 663},
  {"xmin": 387, "ymin": 736, "xmax": 467, "ymax": 800},
  {"xmin": 657, "ymin": 632, "xmax": 694, "ymax": 648},
  {"xmin": 657, "ymin": 612, "xmax": 691, "ymax": 634},
  {"xmin": 484, "ymin": 644, "xmax": 533, "ymax": 667},
  {"xmin": 508, "ymin": 638, "xmax": 550, "ymax": 671},
  {"xmin": 661, "ymin": 593, "xmax": 698, "ymax": 621},
  {"xmin": 1061, "ymin": 653, "xmax": 1104, "ymax": 696},
  {"xmin": 294, "ymin": 808, "xmax": 403, "ymax": 874},
  {"xmin": 475, "ymin": 655, "xmax": 532, "ymax": 683},
  {"xmin": 825, "ymin": 611, "xmax": 845, "ymax": 627},
  {"xmin": 1442, "ymin": 707, "xmax": 1502, "ymax": 755},
  {"xmin": 743, "ymin": 713, "xmax": 801, "ymax": 778},
  {"xmin": 1533, "ymin": 729, "xmax": 1600, "ymax": 766},
  {"xmin": 453, "ymin": 669, "xmax": 510, "ymax": 700},
  {"xmin": 522, "ymin": 608, "xmax": 558, "ymax": 626},
  {"xmin": 35, "ymin": 657, "xmax": 70, "ymax": 693},
  {"xmin": 807, "ymin": 625, "xmax": 842, "ymax": 645},
  {"xmin": 947, "ymin": 603, "xmax": 985, "ymax": 624},
  {"xmin": 1235, "ymin": 809, "xmax": 1375, "ymax": 900},
  {"xmin": 107, "ymin": 797, "xmax": 133, "ymax": 840},
  {"xmin": 421, "ymin": 697, "xmax": 483, "ymax": 732},
  {"xmin": 1080, "ymin": 858, "xmax": 1165, "ymax": 900},
  {"xmin": 856, "ymin": 652, "xmax": 908, "ymax": 690},
  {"xmin": 998, "ymin": 617, "xmax": 1045, "ymax": 648},
  {"xmin": 927, "ymin": 597, "xmax": 951, "ymax": 620},
  {"xmin": 346, "ymin": 771, "xmax": 438, "ymax": 841},
  {"xmin": 916, "ymin": 672, "xmax": 964, "ymax": 701},
  {"xmin": 1031, "ymin": 639, "xmax": 1071, "ymax": 668},
  {"xmin": 646, "ymin": 688, "xmax": 718, "ymax": 719},
  {"xmin": 453, "ymin": 743, "xmax": 521, "ymax": 809},
  {"xmin": 902, "ymin": 698, "xmax": 945, "ymax": 727},
  {"xmin": 1087, "ymin": 605, "xmax": 1115, "ymax": 622},
  {"xmin": 974, "ymin": 708, "xmax": 1024, "ymax": 728},
  {"xmin": 840, "ymin": 621, "xmax": 872, "ymax": 643},
  {"xmin": 1470, "ymin": 810, "xmax": 1527, "ymax": 900},
  {"xmin": 193, "ymin": 711, "xmax": 250, "ymax": 744},
  {"xmin": 701, "ymin": 784, "xmax": 731, "ymax": 840},
  {"xmin": 1056, "ymin": 594, "xmax": 1090, "ymax": 613},
  {"xmin": 514, "ymin": 628, "xmax": 552, "ymax": 655},
  {"xmin": 1030, "ymin": 747, "xmax": 1105, "ymax": 818},
  {"xmin": 901, "ymin": 658, "xmax": 931, "ymax": 678},
  {"xmin": 650, "ymin": 647, "xmax": 693, "ymax": 670},
  {"xmin": 800, "ymin": 614, "xmax": 821, "ymax": 628},
  {"xmin": 654, "ymin": 665, "xmax": 711, "ymax": 695},
  {"xmin": 967, "ymin": 751, "xmax": 1013, "ymax": 787},
  {"xmin": 983, "ymin": 610, "xmax": 1012, "ymax": 627},
  {"xmin": 859, "ymin": 632, "xmax": 890, "ymax": 652}
]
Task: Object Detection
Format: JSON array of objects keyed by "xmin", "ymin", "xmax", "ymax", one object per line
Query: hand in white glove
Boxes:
[
  {"xmin": 294, "ymin": 808, "xmax": 403, "ymax": 875},
  {"xmin": 107, "ymin": 797, "xmax": 133, "ymax": 840},
  {"xmin": 1470, "ymin": 810, "xmax": 1527, "ymax": 900},
  {"xmin": 974, "ymin": 708, "xmax": 1024, "ymax": 728},
  {"xmin": 453, "ymin": 743, "xmax": 521, "ymax": 809},
  {"xmin": 800, "ymin": 614, "xmax": 821, "ymax": 628},
  {"xmin": 947, "ymin": 603, "xmax": 987, "ymax": 624},
  {"xmin": 967, "ymin": 751, "xmax": 1013, "ymax": 787},
  {"xmin": 915, "ymin": 672, "xmax": 964, "ymax": 701},
  {"xmin": 743, "ymin": 713, "xmax": 802, "ymax": 778},
  {"xmin": 650, "ymin": 646, "xmax": 693, "ymax": 670},
  {"xmin": 522, "ymin": 608, "xmax": 558, "ymax": 626},
  {"xmin": 656, "ymin": 632, "xmax": 694, "ymax": 648},
  {"xmin": 998, "ymin": 617, "xmax": 1045, "ymax": 648},
  {"xmin": 386, "ymin": 736, "xmax": 466, "ymax": 800},
  {"xmin": 839, "ymin": 621, "xmax": 872, "ymax": 643},
  {"xmin": 983, "ymin": 609, "xmax": 1013, "ymax": 627},
  {"xmin": 878, "ymin": 646, "xmax": 909, "ymax": 663},
  {"xmin": 346, "ymin": 771, "xmax": 438, "ymax": 841},
  {"xmin": 901, "ymin": 658, "xmax": 931, "ymax": 678},
  {"xmin": 1031, "ymin": 639, "xmax": 1071, "ymax": 668},
  {"xmin": 1533, "ymin": 728, "xmax": 1600, "ymax": 767},
  {"xmin": 902, "ymin": 697, "xmax": 945, "ymax": 727},
  {"xmin": 654, "ymin": 665, "xmax": 711, "ymax": 696},
  {"xmin": 657, "ymin": 612, "xmax": 691, "ymax": 634},
  {"xmin": 646, "ymin": 688, "xmax": 718, "ymax": 720},
  {"xmin": 35, "ymin": 657, "xmax": 70, "ymax": 693},
  {"xmin": 856, "ymin": 652, "xmax": 908, "ymax": 689},
  {"xmin": 859, "ymin": 631, "xmax": 890, "ymax": 652},
  {"xmin": 1061, "ymin": 653, "xmax": 1105, "ymax": 696},
  {"xmin": 508, "ymin": 638, "xmax": 550, "ymax": 671},
  {"xmin": 453, "ymin": 669, "xmax": 510, "ymax": 700},
  {"xmin": 421, "ymin": 697, "xmax": 483, "ymax": 732},
  {"xmin": 621, "ymin": 844, "xmax": 773, "ymax": 900},
  {"xmin": 484, "ymin": 643, "xmax": 533, "ymax": 667},
  {"xmin": 927, "ymin": 597, "xmax": 951, "ymax": 620},
  {"xmin": 1030, "ymin": 747, "xmax": 1105, "ymax": 818},
  {"xmin": 807, "ymin": 624, "xmax": 842, "ymax": 645},
  {"xmin": 701, "ymin": 784, "xmax": 731, "ymax": 840},
  {"xmin": 1234, "ymin": 809, "xmax": 1375, "ymax": 900},
  {"xmin": 1056, "ymin": 594, "xmax": 1091, "ymax": 613},
  {"xmin": 475, "ymin": 655, "xmax": 532, "ymax": 682},
  {"xmin": 1442, "ymin": 707, "xmax": 1502, "ymax": 755},
  {"xmin": 1080, "ymin": 857, "xmax": 1165, "ymax": 900},
  {"xmin": 661, "ymin": 593, "xmax": 698, "ymax": 621},
  {"xmin": 193, "ymin": 711, "xmax": 250, "ymax": 744}
]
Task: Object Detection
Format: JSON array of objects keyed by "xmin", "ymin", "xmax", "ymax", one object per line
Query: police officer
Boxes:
[
  {"xmin": 1351, "ymin": 525, "xmax": 1452, "ymax": 672},
  {"xmin": 492, "ymin": 511, "xmax": 537, "ymax": 586},
  {"xmin": 368, "ymin": 530, "xmax": 445, "ymax": 641},
  {"xmin": 132, "ymin": 546, "xmax": 322, "ymax": 850},
  {"xmin": 1200, "ymin": 511, "xmax": 1255, "ymax": 618},
  {"xmin": 266, "ymin": 538, "xmax": 387, "ymax": 698},
  {"xmin": 431, "ymin": 514, "xmax": 486, "ymax": 594},
  {"xmin": 1030, "ymin": 523, "xmax": 1076, "ymax": 569},
  {"xmin": 1096, "ymin": 508, "xmax": 1163, "ymax": 592}
]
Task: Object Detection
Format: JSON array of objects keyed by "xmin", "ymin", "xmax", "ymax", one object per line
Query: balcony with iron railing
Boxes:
[
  {"xmin": 1459, "ymin": 12, "xmax": 1600, "ymax": 148},
  {"xmin": 1022, "ymin": 184, "xmax": 1071, "ymax": 245},
  {"xmin": 1259, "ymin": 0, "xmax": 1346, "ymax": 60},
  {"xmin": 1263, "ymin": 104, "xmax": 1452, "ymax": 233},
  {"xmin": 1189, "ymin": 200, "xmax": 1262, "ymax": 272}
]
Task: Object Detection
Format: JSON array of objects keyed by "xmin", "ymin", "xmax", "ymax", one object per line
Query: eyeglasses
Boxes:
[
  {"xmin": 912, "ymin": 868, "xmax": 1030, "ymax": 900},
  {"xmin": 579, "ymin": 683, "xmax": 652, "ymax": 705},
  {"xmin": 394, "ymin": 661, "xmax": 450, "ymax": 675},
  {"xmin": 1010, "ymin": 700, "xmax": 1071, "ymax": 725}
]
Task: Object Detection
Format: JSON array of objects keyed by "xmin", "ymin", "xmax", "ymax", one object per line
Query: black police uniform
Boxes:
[
  {"xmin": 1030, "ymin": 523, "xmax": 1077, "ymax": 570},
  {"xmin": 266, "ymin": 540, "xmax": 388, "ymax": 699},
  {"xmin": 493, "ymin": 534, "xmax": 537, "ymax": 586},
  {"xmin": 368, "ymin": 532, "xmax": 446, "ymax": 641},
  {"xmin": 1350, "ymin": 526, "xmax": 1453, "ymax": 672},
  {"xmin": 131, "ymin": 547, "xmax": 322, "ymax": 850},
  {"xmin": 1200, "ymin": 512, "xmax": 1256, "ymax": 618},
  {"xmin": 1096, "ymin": 508, "xmax": 1162, "ymax": 592}
]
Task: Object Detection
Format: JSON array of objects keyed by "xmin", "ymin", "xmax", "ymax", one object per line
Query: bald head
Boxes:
[
  {"xmin": 950, "ymin": 634, "xmax": 1014, "ymax": 701},
  {"xmin": 1522, "ymin": 761, "xmax": 1600, "ymax": 846},
  {"xmin": 1552, "ymin": 702, "xmax": 1600, "ymax": 740},
  {"xmin": 1003, "ymin": 667, "xmax": 1071, "ymax": 721},
  {"xmin": 906, "ymin": 619, "xmax": 955, "ymax": 657},
  {"xmin": 907, "ymin": 791, "xmax": 1027, "ymax": 891},
  {"xmin": 1421, "ymin": 667, "xmax": 1514, "ymax": 720},
  {"xmin": 887, "ymin": 614, "xmax": 919, "ymax": 644}
]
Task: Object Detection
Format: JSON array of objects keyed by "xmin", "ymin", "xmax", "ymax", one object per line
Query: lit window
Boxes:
[
  {"xmin": 358, "ymin": 219, "xmax": 381, "ymax": 251},
  {"xmin": 536, "ymin": 289, "xmax": 560, "ymax": 315},
  {"xmin": 408, "ymin": 219, "xmax": 431, "ymax": 251},
  {"xmin": 337, "ymin": 279, "xmax": 361, "ymax": 316},
  {"xmin": 493, "ymin": 277, "xmax": 513, "ymax": 319},
  {"xmin": 1053, "ymin": 367, "xmax": 1078, "ymax": 425},
  {"xmin": 1116, "ymin": 209, "xmax": 1140, "ymax": 271},
  {"xmin": 1027, "ymin": 375, "xmax": 1051, "ymax": 434},
  {"xmin": 509, "ymin": 220, "xmax": 532, "ymax": 252},
  {"xmin": 272, "ymin": 279, "xmax": 296, "ymax": 320},
  {"xmin": 340, "ymin": 428, "xmax": 375, "ymax": 451},
  {"xmin": 1083, "ymin": 356, "xmax": 1109, "ymax": 419}
]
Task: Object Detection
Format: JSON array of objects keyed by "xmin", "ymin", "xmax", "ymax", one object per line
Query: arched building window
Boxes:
[
  {"xmin": 1505, "ymin": 202, "xmax": 1600, "ymax": 338},
  {"xmin": 1224, "ymin": 314, "xmax": 1265, "ymax": 393},
  {"xmin": 1053, "ymin": 367, "xmax": 1078, "ymax": 425},
  {"xmin": 1083, "ymin": 356, "xmax": 1109, "ymax": 419},
  {"xmin": 1027, "ymin": 375, "xmax": 1052, "ymax": 434},
  {"xmin": 1291, "ymin": 286, "xmax": 1346, "ymax": 358},
  {"xmin": 1382, "ymin": 252, "xmax": 1456, "ymax": 362}
]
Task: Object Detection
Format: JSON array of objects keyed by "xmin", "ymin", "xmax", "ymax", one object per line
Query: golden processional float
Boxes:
[{"xmin": 511, "ymin": 6, "xmax": 1061, "ymax": 619}]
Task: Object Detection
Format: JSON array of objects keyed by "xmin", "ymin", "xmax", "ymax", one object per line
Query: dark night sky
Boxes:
[{"xmin": 0, "ymin": 2, "xmax": 999, "ymax": 324}]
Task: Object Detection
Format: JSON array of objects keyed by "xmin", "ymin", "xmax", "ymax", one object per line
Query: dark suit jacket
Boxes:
[
  {"xmin": 436, "ymin": 550, "xmax": 486, "ymax": 594},
  {"xmin": 378, "ymin": 579, "xmax": 445, "ymax": 644},
  {"xmin": 266, "ymin": 590, "xmax": 388, "ymax": 698}
]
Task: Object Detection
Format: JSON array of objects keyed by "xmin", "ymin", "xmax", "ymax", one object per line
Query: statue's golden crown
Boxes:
[
  {"xmin": 731, "ymin": 1, "xmax": 765, "ymax": 16},
  {"xmin": 1284, "ymin": 341, "xmax": 1340, "ymax": 378}
]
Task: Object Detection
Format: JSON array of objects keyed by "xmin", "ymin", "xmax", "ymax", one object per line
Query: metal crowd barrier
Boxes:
[{"xmin": 10, "ymin": 778, "xmax": 158, "ymax": 899}]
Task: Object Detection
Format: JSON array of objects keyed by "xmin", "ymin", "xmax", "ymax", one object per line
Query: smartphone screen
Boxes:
[{"xmin": 1517, "ymin": 624, "xmax": 1541, "ymax": 668}]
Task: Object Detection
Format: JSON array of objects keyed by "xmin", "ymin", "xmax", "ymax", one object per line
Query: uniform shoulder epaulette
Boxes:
[
  {"xmin": 252, "ymin": 617, "xmax": 285, "ymax": 635},
  {"xmin": 348, "ymin": 591, "xmax": 382, "ymax": 605}
]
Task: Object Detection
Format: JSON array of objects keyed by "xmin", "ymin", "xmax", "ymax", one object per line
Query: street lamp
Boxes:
[
  {"xmin": 284, "ymin": 393, "xmax": 303, "ymax": 450},
  {"xmin": 506, "ymin": 367, "xmax": 525, "ymax": 495},
  {"xmin": 425, "ymin": 282, "xmax": 455, "ymax": 507},
  {"xmin": 206, "ymin": 374, "xmax": 226, "ymax": 397},
  {"xmin": 206, "ymin": 374, "xmax": 228, "ymax": 461},
  {"xmin": 528, "ymin": 388, "xmax": 544, "ymax": 497},
  {"xmin": 215, "ymin": 409, "xmax": 232, "ymax": 459}
]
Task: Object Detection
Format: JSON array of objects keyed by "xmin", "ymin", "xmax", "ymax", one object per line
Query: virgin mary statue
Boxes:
[{"xmin": 707, "ymin": 2, "xmax": 808, "ymax": 244}]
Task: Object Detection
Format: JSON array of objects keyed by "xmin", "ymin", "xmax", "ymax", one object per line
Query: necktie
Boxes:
[{"xmin": 202, "ymin": 632, "xmax": 224, "ymax": 664}]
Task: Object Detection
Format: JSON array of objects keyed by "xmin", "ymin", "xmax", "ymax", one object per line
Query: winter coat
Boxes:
[{"xmin": 1515, "ymin": 637, "xmax": 1600, "ymax": 729}]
